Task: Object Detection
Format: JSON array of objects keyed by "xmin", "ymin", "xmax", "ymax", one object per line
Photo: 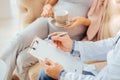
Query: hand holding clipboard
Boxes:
[{"xmin": 29, "ymin": 36, "xmax": 82, "ymax": 73}]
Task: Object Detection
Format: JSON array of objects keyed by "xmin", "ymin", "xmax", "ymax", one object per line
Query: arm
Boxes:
[
  {"xmin": 64, "ymin": 16, "xmax": 91, "ymax": 28},
  {"xmin": 55, "ymin": 48, "xmax": 120, "ymax": 80},
  {"xmin": 45, "ymin": 0, "xmax": 58, "ymax": 6},
  {"xmin": 43, "ymin": 58, "xmax": 96, "ymax": 80},
  {"xmin": 74, "ymin": 32, "xmax": 120, "ymax": 62},
  {"xmin": 72, "ymin": 38, "xmax": 114, "ymax": 62},
  {"xmin": 49, "ymin": 32, "xmax": 116, "ymax": 62},
  {"xmin": 44, "ymin": 49, "xmax": 120, "ymax": 80},
  {"xmin": 45, "ymin": 32, "xmax": 120, "ymax": 80},
  {"xmin": 83, "ymin": 18, "xmax": 91, "ymax": 26},
  {"xmin": 44, "ymin": 59, "xmax": 96, "ymax": 80}
]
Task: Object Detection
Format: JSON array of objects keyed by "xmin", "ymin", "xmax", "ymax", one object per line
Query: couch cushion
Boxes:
[{"xmin": 17, "ymin": 0, "xmax": 46, "ymax": 28}]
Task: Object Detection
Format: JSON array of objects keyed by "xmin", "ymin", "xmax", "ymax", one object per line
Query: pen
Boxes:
[{"xmin": 47, "ymin": 32, "xmax": 68, "ymax": 41}]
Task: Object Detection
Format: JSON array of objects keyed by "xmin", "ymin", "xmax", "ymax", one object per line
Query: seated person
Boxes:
[
  {"xmin": 1, "ymin": 29, "xmax": 120, "ymax": 80},
  {"xmin": 41, "ymin": 0, "xmax": 93, "ymax": 18},
  {"xmin": 0, "ymin": 0, "xmax": 111, "ymax": 79},
  {"xmin": 0, "ymin": 16, "xmax": 90, "ymax": 80},
  {"xmin": 39, "ymin": 31, "xmax": 120, "ymax": 80},
  {"xmin": 31, "ymin": 0, "xmax": 93, "ymax": 41},
  {"xmin": 1, "ymin": 0, "xmax": 93, "ymax": 80}
]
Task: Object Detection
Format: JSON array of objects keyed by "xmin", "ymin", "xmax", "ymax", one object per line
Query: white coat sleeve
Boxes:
[
  {"xmin": 59, "ymin": 71, "xmax": 95, "ymax": 80},
  {"xmin": 72, "ymin": 37, "xmax": 115, "ymax": 62},
  {"xmin": 96, "ymin": 42, "xmax": 120, "ymax": 80}
]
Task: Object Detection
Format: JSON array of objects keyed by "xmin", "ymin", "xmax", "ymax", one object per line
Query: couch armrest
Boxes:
[{"xmin": 17, "ymin": 0, "xmax": 46, "ymax": 28}]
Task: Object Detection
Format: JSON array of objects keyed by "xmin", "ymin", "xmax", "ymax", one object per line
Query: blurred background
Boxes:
[{"xmin": 0, "ymin": 0, "xmax": 19, "ymax": 53}]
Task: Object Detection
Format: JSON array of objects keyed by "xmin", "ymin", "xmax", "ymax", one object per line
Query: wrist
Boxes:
[
  {"xmin": 44, "ymin": 4, "xmax": 53, "ymax": 10},
  {"xmin": 46, "ymin": 4, "xmax": 53, "ymax": 7},
  {"xmin": 70, "ymin": 40, "xmax": 75, "ymax": 54},
  {"xmin": 58, "ymin": 70, "xmax": 66, "ymax": 80}
]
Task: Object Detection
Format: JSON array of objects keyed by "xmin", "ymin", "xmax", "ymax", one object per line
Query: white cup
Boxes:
[{"xmin": 54, "ymin": 10, "xmax": 68, "ymax": 24}]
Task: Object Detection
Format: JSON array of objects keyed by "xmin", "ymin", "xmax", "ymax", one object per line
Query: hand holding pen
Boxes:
[
  {"xmin": 48, "ymin": 32, "xmax": 73, "ymax": 52},
  {"xmin": 48, "ymin": 32, "xmax": 68, "ymax": 41}
]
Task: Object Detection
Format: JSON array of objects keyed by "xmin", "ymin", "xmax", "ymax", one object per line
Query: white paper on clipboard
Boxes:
[{"xmin": 29, "ymin": 37, "xmax": 82, "ymax": 73}]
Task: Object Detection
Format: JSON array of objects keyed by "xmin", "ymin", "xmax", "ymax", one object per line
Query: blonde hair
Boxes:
[{"xmin": 108, "ymin": 0, "xmax": 120, "ymax": 37}]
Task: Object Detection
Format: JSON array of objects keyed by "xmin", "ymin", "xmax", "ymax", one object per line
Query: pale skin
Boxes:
[
  {"xmin": 64, "ymin": 16, "xmax": 91, "ymax": 29},
  {"xmin": 43, "ymin": 58, "xmax": 64, "ymax": 79},
  {"xmin": 48, "ymin": 32, "xmax": 73, "ymax": 52},
  {"xmin": 42, "ymin": 32, "xmax": 106, "ymax": 79},
  {"xmin": 41, "ymin": 0, "xmax": 58, "ymax": 17}
]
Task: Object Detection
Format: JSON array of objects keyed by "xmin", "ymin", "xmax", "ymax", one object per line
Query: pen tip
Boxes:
[{"xmin": 48, "ymin": 37, "xmax": 52, "ymax": 40}]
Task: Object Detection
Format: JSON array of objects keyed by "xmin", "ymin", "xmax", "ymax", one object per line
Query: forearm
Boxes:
[
  {"xmin": 71, "ymin": 38, "xmax": 114, "ymax": 62},
  {"xmin": 45, "ymin": 0, "xmax": 58, "ymax": 6}
]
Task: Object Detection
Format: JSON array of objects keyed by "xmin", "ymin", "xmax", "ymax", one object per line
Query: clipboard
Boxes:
[{"xmin": 29, "ymin": 37, "xmax": 82, "ymax": 73}]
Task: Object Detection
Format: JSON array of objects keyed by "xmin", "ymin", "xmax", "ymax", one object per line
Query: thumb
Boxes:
[{"xmin": 45, "ymin": 58, "xmax": 54, "ymax": 65}]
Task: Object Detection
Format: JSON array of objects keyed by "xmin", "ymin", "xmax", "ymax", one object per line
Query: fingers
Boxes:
[
  {"xmin": 41, "ymin": 11, "xmax": 53, "ymax": 17},
  {"xmin": 44, "ymin": 58, "xmax": 53, "ymax": 65},
  {"xmin": 48, "ymin": 32, "xmax": 70, "ymax": 47},
  {"xmin": 41, "ymin": 4, "xmax": 53, "ymax": 17},
  {"xmin": 64, "ymin": 24, "xmax": 76, "ymax": 29},
  {"xmin": 41, "ymin": 10, "xmax": 48, "ymax": 17},
  {"xmin": 64, "ymin": 19, "xmax": 80, "ymax": 29},
  {"xmin": 52, "ymin": 40, "xmax": 58, "ymax": 46},
  {"xmin": 64, "ymin": 25, "xmax": 75, "ymax": 29},
  {"xmin": 48, "ymin": 32, "xmax": 63, "ymax": 37},
  {"xmin": 43, "ymin": 62, "xmax": 49, "ymax": 69},
  {"xmin": 52, "ymin": 35, "xmax": 68, "ymax": 42},
  {"xmin": 43, "ymin": 58, "xmax": 54, "ymax": 71},
  {"xmin": 48, "ymin": 10, "xmax": 54, "ymax": 17},
  {"xmin": 63, "ymin": 17, "xmax": 78, "ymax": 29},
  {"xmin": 48, "ymin": 32, "xmax": 68, "ymax": 38},
  {"xmin": 51, "ymin": 40, "xmax": 58, "ymax": 47}
]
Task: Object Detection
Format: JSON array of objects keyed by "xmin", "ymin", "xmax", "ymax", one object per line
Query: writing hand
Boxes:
[{"xmin": 48, "ymin": 32, "xmax": 73, "ymax": 52}]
